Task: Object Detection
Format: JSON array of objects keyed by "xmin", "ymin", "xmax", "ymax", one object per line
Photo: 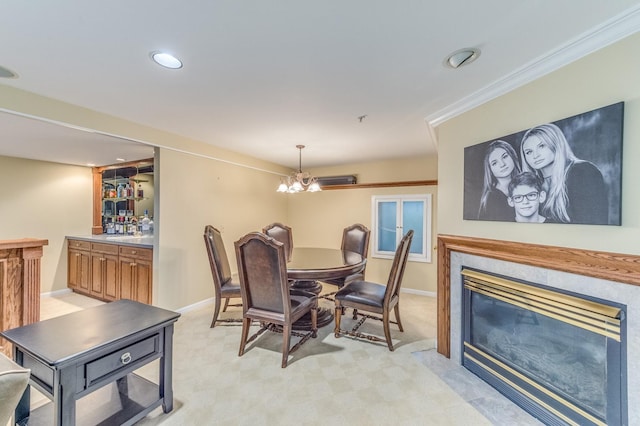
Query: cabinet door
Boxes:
[
  {"xmin": 91, "ymin": 253, "xmax": 119, "ymax": 301},
  {"xmin": 102, "ymin": 254, "xmax": 119, "ymax": 301},
  {"xmin": 119, "ymin": 257, "xmax": 152, "ymax": 304},
  {"xmin": 68, "ymin": 248, "xmax": 91, "ymax": 294}
]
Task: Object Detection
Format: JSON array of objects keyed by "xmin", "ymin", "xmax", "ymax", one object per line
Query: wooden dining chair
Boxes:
[
  {"xmin": 322, "ymin": 223, "xmax": 370, "ymax": 299},
  {"xmin": 262, "ymin": 222, "xmax": 293, "ymax": 261},
  {"xmin": 235, "ymin": 232, "xmax": 318, "ymax": 368},
  {"xmin": 203, "ymin": 225, "xmax": 242, "ymax": 328},
  {"xmin": 334, "ymin": 230, "xmax": 413, "ymax": 351}
]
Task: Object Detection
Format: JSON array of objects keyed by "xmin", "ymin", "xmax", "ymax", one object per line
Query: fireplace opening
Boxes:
[{"xmin": 462, "ymin": 268, "xmax": 627, "ymax": 426}]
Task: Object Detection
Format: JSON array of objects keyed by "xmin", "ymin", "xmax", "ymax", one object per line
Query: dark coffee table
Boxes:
[{"xmin": 0, "ymin": 299, "xmax": 180, "ymax": 426}]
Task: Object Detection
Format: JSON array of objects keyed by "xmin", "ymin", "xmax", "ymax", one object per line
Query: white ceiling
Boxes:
[{"xmin": 1, "ymin": 1, "xmax": 640, "ymax": 169}]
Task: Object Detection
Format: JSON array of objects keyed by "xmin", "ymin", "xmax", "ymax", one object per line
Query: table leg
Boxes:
[
  {"xmin": 290, "ymin": 280, "xmax": 334, "ymax": 329},
  {"xmin": 14, "ymin": 384, "xmax": 30, "ymax": 426},
  {"xmin": 160, "ymin": 324, "xmax": 174, "ymax": 413},
  {"xmin": 53, "ymin": 368, "xmax": 77, "ymax": 426}
]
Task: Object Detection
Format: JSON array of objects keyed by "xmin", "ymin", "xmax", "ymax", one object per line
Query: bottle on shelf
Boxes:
[
  {"xmin": 141, "ymin": 210, "xmax": 151, "ymax": 236},
  {"xmin": 137, "ymin": 184, "xmax": 144, "ymax": 199},
  {"xmin": 117, "ymin": 183, "xmax": 125, "ymax": 198},
  {"xmin": 127, "ymin": 217, "xmax": 136, "ymax": 235}
]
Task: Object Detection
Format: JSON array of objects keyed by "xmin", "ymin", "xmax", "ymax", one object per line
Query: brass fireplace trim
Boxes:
[
  {"xmin": 462, "ymin": 269, "xmax": 621, "ymax": 341},
  {"xmin": 464, "ymin": 343, "xmax": 606, "ymax": 426},
  {"xmin": 437, "ymin": 235, "xmax": 640, "ymax": 358}
]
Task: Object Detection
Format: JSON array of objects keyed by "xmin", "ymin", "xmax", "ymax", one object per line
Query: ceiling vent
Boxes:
[{"xmin": 316, "ymin": 175, "xmax": 357, "ymax": 187}]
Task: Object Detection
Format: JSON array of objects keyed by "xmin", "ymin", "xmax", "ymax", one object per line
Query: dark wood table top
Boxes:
[
  {"xmin": 286, "ymin": 247, "xmax": 366, "ymax": 281},
  {"xmin": 0, "ymin": 299, "xmax": 180, "ymax": 366}
]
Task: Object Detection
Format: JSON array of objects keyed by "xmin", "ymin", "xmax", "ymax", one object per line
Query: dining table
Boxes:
[{"xmin": 286, "ymin": 247, "xmax": 366, "ymax": 329}]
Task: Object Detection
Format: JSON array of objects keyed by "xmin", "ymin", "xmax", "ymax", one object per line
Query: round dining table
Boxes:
[{"xmin": 287, "ymin": 247, "xmax": 366, "ymax": 328}]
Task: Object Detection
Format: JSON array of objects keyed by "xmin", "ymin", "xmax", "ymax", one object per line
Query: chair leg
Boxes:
[
  {"xmin": 352, "ymin": 308, "xmax": 358, "ymax": 320},
  {"xmin": 334, "ymin": 305, "xmax": 342, "ymax": 338},
  {"xmin": 238, "ymin": 317, "xmax": 251, "ymax": 357},
  {"xmin": 282, "ymin": 325, "xmax": 291, "ymax": 368},
  {"xmin": 210, "ymin": 295, "xmax": 222, "ymax": 328},
  {"xmin": 222, "ymin": 297, "xmax": 230, "ymax": 312},
  {"xmin": 394, "ymin": 303, "xmax": 404, "ymax": 332},
  {"xmin": 311, "ymin": 307, "xmax": 318, "ymax": 338},
  {"xmin": 382, "ymin": 310, "xmax": 394, "ymax": 351}
]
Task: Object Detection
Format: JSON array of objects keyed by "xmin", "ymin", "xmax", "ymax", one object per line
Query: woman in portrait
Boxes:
[
  {"xmin": 520, "ymin": 123, "xmax": 608, "ymax": 224},
  {"xmin": 478, "ymin": 140, "xmax": 521, "ymax": 221}
]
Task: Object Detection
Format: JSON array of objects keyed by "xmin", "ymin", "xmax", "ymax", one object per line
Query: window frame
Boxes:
[{"xmin": 371, "ymin": 194, "xmax": 432, "ymax": 263}]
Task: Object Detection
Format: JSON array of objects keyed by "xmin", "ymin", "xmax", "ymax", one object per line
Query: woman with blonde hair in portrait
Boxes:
[
  {"xmin": 520, "ymin": 123, "xmax": 607, "ymax": 224},
  {"xmin": 477, "ymin": 140, "xmax": 521, "ymax": 221}
]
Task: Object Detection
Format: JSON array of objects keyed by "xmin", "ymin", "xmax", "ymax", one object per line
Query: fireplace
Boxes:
[
  {"xmin": 437, "ymin": 235, "xmax": 640, "ymax": 425},
  {"xmin": 462, "ymin": 268, "xmax": 626, "ymax": 425}
]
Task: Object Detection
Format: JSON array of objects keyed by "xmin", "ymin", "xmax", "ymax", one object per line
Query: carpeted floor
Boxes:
[{"xmin": 37, "ymin": 286, "xmax": 538, "ymax": 425}]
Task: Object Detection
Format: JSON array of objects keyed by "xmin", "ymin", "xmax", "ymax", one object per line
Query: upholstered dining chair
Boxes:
[
  {"xmin": 262, "ymin": 222, "xmax": 293, "ymax": 261},
  {"xmin": 235, "ymin": 232, "xmax": 318, "ymax": 368},
  {"xmin": 323, "ymin": 223, "xmax": 370, "ymax": 298},
  {"xmin": 334, "ymin": 230, "xmax": 413, "ymax": 351},
  {"xmin": 0, "ymin": 353, "xmax": 30, "ymax": 426},
  {"xmin": 203, "ymin": 225, "xmax": 243, "ymax": 328}
]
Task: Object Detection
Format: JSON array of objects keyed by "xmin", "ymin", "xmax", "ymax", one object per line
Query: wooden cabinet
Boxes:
[
  {"xmin": 68, "ymin": 240, "xmax": 91, "ymax": 293},
  {"xmin": 90, "ymin": 243, "xmax": 119, "ymax": 301},
  {"xmin": 67, "ymin": 239, "xmax": 152, "ymax": 304},
  {"xmin": 118, "ymin": 246, "xmax": 152, "ymax": 305},
  {"xmin": 0, "ymin": 238, "xmax": 48, "ymax": 357}
]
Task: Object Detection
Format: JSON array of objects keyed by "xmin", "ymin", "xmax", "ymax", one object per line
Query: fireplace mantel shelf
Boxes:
[{"xmin": 437, "ymin": 234, "xmax": 640, "ymax": 358}]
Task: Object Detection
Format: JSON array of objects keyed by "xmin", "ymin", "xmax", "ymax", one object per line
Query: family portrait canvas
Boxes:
[{"xmin": 463, "ymin": 102, "xmax": 624, "ymax": 225}]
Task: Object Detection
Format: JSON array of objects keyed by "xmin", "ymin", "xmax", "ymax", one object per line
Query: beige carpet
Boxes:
[{"xmin": 39, "ymin": 287, "xmax": 495, "ymax": 425}]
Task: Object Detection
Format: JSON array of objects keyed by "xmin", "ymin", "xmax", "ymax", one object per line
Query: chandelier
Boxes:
[{"xmin": 277, "ymin": 145, "xmax": 322, "ymax": 193}]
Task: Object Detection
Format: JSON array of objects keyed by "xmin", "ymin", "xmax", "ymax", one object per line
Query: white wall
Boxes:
[
  {"xmin": 0, "ymin": 155, "xmax": 93, "ymax": 293},
  {"xmin": 437, "ymin": 32, "xmax": 640, "ymax": 255}
]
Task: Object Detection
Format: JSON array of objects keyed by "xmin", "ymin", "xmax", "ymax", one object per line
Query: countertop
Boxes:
[{"xmin": 66, "ymin": 234, "xmax": 154, "ymax": 248}]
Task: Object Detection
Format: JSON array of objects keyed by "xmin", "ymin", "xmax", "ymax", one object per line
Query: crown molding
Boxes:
[{"xmin": 426, "ymin": 5, "xmax": 640, "ymax": 130}]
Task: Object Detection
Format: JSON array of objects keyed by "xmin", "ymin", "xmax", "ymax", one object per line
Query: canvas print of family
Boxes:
[{"xmin": 463, "ymin": 102, "xmax": 623, "ymax": 225}]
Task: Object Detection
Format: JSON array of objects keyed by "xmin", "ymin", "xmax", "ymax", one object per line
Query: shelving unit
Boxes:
[{"xmin": 92, "ymin": 158, "xmax": 154, "ymax": 235}]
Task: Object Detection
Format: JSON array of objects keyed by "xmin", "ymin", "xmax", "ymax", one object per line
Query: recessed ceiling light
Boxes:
[
  {"xmin": 150, "ymin": 51, "xmax": 183, "ymax": 69},
  {"xmin": 0, "ymin": 65, "xmax": 18, "ymax": 79},
  {"xmin": 444, "ymin": 48, "xmax": 481, "ymax": 69},
  {"xmin": 116, "ymin": 158, "xmax": 126, "ymax": 162}
]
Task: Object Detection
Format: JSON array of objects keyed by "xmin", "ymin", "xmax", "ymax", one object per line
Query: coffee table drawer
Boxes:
[{"xmin": 85, "ymin": 334, "xmax": 159, "ymax": 387}]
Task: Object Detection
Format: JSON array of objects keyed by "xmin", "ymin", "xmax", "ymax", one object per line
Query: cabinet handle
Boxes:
[
  {"xmin": 131, "ymin": 250, "xmax": 137, "ymax": 255},
  {"xmin": 130, "ymin": 262, "xmax": 137, "ymax": 267},
  {"xmin": 76, "ymin": 253, "xmax": 80, "ymax": 257},
  {"xmin": 120, "ymin": 352, "xmax": 132, "ymax": 365},
  {"xmin": 100, "ymin": 258, "xmax": 105, "ymax": 261}
]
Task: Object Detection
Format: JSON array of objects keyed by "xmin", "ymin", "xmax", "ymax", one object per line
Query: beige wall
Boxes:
[
  {"xmin": 0, "ymin": 155, "xmax": 93, "ymax": 293},
  {"xmin": 287, "ymin": 155, "xmax": 438, "ymax": 294},
  {"xmin": 437, "ymin": 32, "xmax": 640, "ymax": 254},
  {"xmin": 155, "ymin": 148, "xmax": 287, "ymax": 309}
]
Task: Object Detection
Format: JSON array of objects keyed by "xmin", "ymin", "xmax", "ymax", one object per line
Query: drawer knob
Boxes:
[
  {"xmin": 120, "ymin": 352, "xmax": 132, "ymax": 365},
  {"xmin": 131, "ymin": 250, "xmax": 137, "ymax": 254}
]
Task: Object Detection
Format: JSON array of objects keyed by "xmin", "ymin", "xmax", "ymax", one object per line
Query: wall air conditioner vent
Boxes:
[{"xmin": 316, "ymin": 175, "xmax": 357, "ymax": 187}]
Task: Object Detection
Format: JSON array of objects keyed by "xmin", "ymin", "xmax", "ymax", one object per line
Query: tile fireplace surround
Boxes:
[{"xmin": 437, "ymin": 235, "xmax": 640, "ymax": 425}]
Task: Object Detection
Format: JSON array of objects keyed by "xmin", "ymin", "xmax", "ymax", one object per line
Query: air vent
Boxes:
[{"xmin": 316, "ymin": 175, "xmax": 357, "ymax": 187}]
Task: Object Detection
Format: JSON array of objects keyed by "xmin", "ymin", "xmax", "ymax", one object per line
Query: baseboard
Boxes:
[
  {"xmin": 40, "ymin": 288, "xmax": 72, "ymax": 298},
  {"xmin": 401, "ymin": 288, "xmax": 436, "ymax": 298},
  {"xmin": 176, "ymin": 297, "xmax": 214, "ymax": 314}
]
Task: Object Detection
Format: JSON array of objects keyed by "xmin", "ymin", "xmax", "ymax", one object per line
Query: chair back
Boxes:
[
  {"xmin": 235, "ymin": 232, "xmax": 291, "ymax": 318},
  {"xmin": 204, "ymin": 225, "xmax": 234, "ymax": 290},
  {"xmin": 263, "ymin": 223, "xmax": 293, "ymax": 261},
  {"xmin": 341, "ymin": 223, "xmax": 370, "ymax": 257},
  {"xmin": 384, "ymin": 230, "xmax": 414, "ymax": 304}
]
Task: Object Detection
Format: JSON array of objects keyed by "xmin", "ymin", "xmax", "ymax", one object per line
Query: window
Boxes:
[{"xmin": 371, "ymin": 194, "xmax": 432, "ymax": 263}]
